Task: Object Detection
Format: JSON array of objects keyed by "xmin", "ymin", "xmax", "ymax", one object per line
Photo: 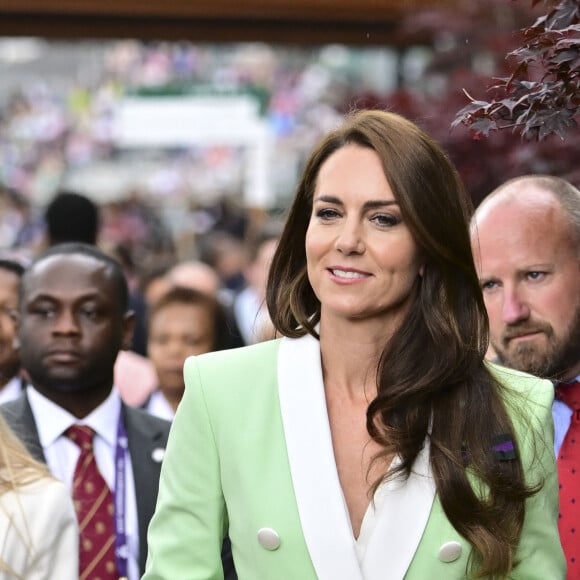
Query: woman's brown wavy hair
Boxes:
[{"xmin": 266, "ymin": 109, "xmax": 538, "ymax": 577}]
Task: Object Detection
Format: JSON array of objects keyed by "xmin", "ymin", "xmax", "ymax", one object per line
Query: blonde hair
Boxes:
[
  {"xmin": 0, "ymin": 414, "xmax": 49, "ymax": 492},
  {"xmin": 0, "ymin": 413, "xmax": 51, "ymax": 577}
]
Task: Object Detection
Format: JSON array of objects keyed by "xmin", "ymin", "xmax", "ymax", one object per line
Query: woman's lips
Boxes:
[{"xmin": 327, "ymin": 267, "xmax": 371, "ymax": 282}]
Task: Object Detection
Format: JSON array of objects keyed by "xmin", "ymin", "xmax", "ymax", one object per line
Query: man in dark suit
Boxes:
[
  {"xmin": 1, "ymin": 242, "xmax": 169, "ymax": 579},
  {"xmin": 1, "ymin": 242, "xmax": 236, "ymax": 580}
]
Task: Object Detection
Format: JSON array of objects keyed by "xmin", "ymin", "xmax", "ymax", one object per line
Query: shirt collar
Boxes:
[
  {"xmin": 27, "ymin": 385, "xmax": 122, "ymax": 448},
  {"xmin": 0, "ymin": 375, "xmax": 23, "ymax": 405},
  {"xmin": 147, "ymin": 390, "xmax": 176, "ymax": 421}
]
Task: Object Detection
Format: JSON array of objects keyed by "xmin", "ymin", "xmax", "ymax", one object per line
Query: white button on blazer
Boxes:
[
  {"xmin": 438, "ymin": 541, "xmax": 462, "ymax": 563},
  {"xmin": 257, "ymin": 527, "xmax": 281, "ymax": 551}
]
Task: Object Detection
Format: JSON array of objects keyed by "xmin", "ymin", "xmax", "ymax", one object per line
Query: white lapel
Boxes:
[
  {"xmin": 278, "ymin": 334, "xmax": 364, "ymax": 580},
  {"xmin": 361, "ymin": 441, "xmax": 436, "ymax": 580}
]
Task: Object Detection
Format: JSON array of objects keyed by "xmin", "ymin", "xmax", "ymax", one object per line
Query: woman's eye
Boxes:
[
  {"xmin": 372, "ymin": 213, "xmax": 399, "ymax": 227},
  {"xmin": 316, "ymin": 208, "xmax": 340, "ymax": 220}
]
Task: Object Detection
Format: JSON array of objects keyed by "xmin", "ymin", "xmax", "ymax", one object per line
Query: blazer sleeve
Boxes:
[
  {"xmin": 507, "ymin": 375, "xmax": 566, "ymax": 579},
  {"xmin": 143, "ymin": 355, "xmax": 228, "ymax": 580},
  {"xmin": 4, "ymin": 478, "xmax": 79, "ymax": 580}
]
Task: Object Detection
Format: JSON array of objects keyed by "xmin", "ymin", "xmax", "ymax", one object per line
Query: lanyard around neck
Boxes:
[{"xmin": 114, "ymin": 413, "xmax": 129, "ymax": 579}]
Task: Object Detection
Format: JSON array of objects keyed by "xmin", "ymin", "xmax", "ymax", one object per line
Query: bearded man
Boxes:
[{"xmin": 471, "ymin": 174, "xmax": 580, "ymax": 575}]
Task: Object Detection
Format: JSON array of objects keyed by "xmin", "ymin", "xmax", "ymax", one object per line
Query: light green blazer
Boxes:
[{"xmin": 144, "ymin": 334, "xmax": 565, "ymax": 579}]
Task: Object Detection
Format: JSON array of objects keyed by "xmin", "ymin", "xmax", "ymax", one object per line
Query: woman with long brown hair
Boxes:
[{"xmin": 144, "ymin": 110, "xmax": 564, "ymax": 579}]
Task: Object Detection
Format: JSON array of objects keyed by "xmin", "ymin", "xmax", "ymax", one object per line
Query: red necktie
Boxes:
[
  {"xmin": 556, "ymin": 381, "xmax": 580, "ymax": 577},
  {"xmin": 66, "ymin": 424, "xmax": 119, "ymax": 580}
]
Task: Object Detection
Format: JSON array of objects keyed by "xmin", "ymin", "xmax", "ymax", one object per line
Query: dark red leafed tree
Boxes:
[
  {"xmin": 453, "ymin": 0, "xmax": 580, "ymax": 141},
  {"xmin": 344, "ymin": 0, "xmax": 580, "ymax": 203}
]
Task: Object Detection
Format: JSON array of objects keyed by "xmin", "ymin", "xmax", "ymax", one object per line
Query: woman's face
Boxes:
[
  {"xmin": 305, "ymin": 144, "xmax": 423, "ymax": 328},
  {"xmin": 148, "ymin": 302, "xmax": 215, "ymax": 394}
]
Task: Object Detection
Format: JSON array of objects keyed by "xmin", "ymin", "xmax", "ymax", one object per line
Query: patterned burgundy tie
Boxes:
[
  {"xmin": 66, "ymin": 424, "xmax": 119, "ymax": 580},
  {"xmin": 555, "ymin": 381, "xmax": 580, "ymax": 577}
]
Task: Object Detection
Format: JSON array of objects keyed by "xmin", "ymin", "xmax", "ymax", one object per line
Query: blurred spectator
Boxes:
[
  {"xmin": 198, "ymin": 230, "xmax": 248, "ymax": 294},
  {"xmin": 0, "ymin": 259, "xmax": 25, "ymax": 404},
  {"xmin": 167, "ymin": 260, "xmax": 222, "ymax": 296},
  {"xmin": 166, "ymin": 259, "xmax": 245, "ymax": 349},
  {"xmin": 205, "ymin": 198, "xmax": 248, "ymax": 242},
  {"xmin": 0, "ymin": 186, "xmax": 26, "ymax": 248},
  {"xmin": 44, "ymin": 190, "xmax": 100, "ymax": 246},
  {"xmin": 110, "ymin": 243, "xmax": 148, "ymax": 356},
  {"xmin": 140, "ymin": 263, "xmax": 174, "ymax": 308},
  {"xmin": 0, "ymin": 185, "xmax": 42, "ymax": 255},
  {"xmin": 144, "ymin": 286, "xmax": 230, "ymax": 420},
  {"xmin": 233, "ymin": 224, "xmax": 280, "ymax": 344},
  {"xmin": 99, "ymin": 195, "xmax": 176, "ymax": 271}
]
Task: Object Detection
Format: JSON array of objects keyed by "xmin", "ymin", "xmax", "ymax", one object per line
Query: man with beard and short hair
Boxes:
[{"xmin": 471, "ymin": 174, "xmax": 580, "ymax": 574}]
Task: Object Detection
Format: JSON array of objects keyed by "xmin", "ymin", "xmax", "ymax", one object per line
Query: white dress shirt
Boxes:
[
  {"xmin": 0, "ymin": 375, "xmax": 23, "ymax": 405},
  {"xmin": 26, "ymin": 386, "xmax": 140, "ymax": 580},
  {"xmin": 145, "ymin": 390, "xmax": 175, "ymax": 421}
]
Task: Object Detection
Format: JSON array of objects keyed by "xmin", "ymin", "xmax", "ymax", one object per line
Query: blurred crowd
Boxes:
[
  {"xmin": 0, "ymin": 40, "xmax": 390, "ymax": 209},
  {"xmin": 0, "ymin": 185, "xmax": 283, "ymax": 412}
]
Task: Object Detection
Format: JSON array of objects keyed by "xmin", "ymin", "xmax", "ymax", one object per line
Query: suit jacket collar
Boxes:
[
  {"xmin": 277, "ymin": 333, "xmax": 435, "ymax": 580},
  {"xmin": 1, "ymin": 391, "xmax": 45, "ymax": 462},
  {"xmin": 124, "ymin": 405, "xmax": 169, "ymax": 574}
]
